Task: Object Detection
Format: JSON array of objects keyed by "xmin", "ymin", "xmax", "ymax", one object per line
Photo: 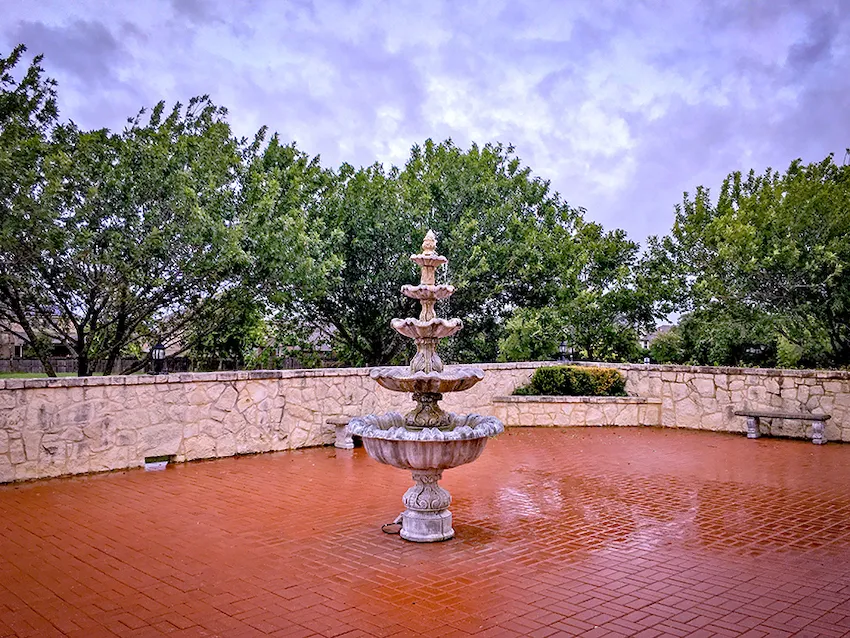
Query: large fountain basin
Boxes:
[
  {"xmin": 348, "ymin": 411, "xmax": 503, "ymax": 542},
  {"xmin": 363, "ymin": 437, "xmax": 487, "ymax": 471},
  {"xmin": 348, "ymin": 412, "xmax": 503, "ymax": 469},
  {"xmin": 370, "ymin": 366, "xmax": 484, "ymax": 393}
]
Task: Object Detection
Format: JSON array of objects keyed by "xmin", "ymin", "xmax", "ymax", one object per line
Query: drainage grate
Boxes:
[{"xmin": 143, "ymin": 455, "xmax": 175, "ymax": 471}]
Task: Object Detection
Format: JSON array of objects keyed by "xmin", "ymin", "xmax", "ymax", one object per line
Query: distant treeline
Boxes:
[{"xmin": 1, "ymin": 44, "xmax": 848, "ymax": 375}]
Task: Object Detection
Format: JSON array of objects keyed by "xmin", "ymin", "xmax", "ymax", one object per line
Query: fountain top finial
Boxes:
[{"xmin": 421, "ymin": 229, "xmax": 437, "ymax": 255}]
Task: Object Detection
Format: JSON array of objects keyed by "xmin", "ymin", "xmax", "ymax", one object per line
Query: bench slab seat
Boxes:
[
  {"xmin": 327, "ymin": 416, "xmax": 360, "ymax": 449},
  {"xmin": 734, "ymin": 410, "xmax": 831, "ymax": 444}
]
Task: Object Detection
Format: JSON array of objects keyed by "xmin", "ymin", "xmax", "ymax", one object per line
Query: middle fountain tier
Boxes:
[{"xmin": 349, "ymin": 229, "xmax": 503, "ymax": 543}]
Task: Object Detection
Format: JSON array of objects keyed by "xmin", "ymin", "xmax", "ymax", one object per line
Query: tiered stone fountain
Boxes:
[{"xmin": 348, "ymin": 230, "xmax": 503, "ymax": 542}]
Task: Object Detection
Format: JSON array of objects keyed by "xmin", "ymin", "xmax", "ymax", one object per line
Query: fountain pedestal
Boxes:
[
  {"xmin": 349, "ymin": 230, "xmax": 503, "ymax": 542},
  {"xmin": 402, "ymin": 471, "xmax": 453, "ymax": 542}
]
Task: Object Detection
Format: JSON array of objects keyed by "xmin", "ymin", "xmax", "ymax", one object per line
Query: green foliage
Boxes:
[
  {"xmin": 185, "ymin": 289, "xmax": 269, "ymax": 369},
  {"xmin": 776, "ymin": 335, "xmax": 803, "ymax": 369},
  {"xmin": 0, "ymin": 45, "xmax": 60, "ymax": 374},
  {"xmin": 281, "ymin": 160, "xmax": 419, "ymax": 367},
  {"xmin": 238, "ymin": 135, "xmax": 336, "ymax": 306},
  {"xmin": 648, "ymin": 329, "xmax": 686, "ymax": 365},
  {"xmin": 675, "ymin": 311, "xmax": 778, "ymax": 367},
  {"xmin": 274, "ymin": 139, "xmax": 588, "ymax": 367},
  {"xmin": 497, "ymin": 221, "xmax": 656, "ymax": 364},
  {"xmin": 514, "ymin": 365, "xmax": 627, "ymax": 396},
  {"xmin": 497, "ymin": 307, "xmax": 561, "ymax": 362},
  {"xmin": 0, "ymin": 65, "xmax": 252, "ymax": 374},
  {"xmin": 402, "ymin": 140, "xmax": 581, "ymax": 363},
  {"xmin": 0, "ymin": 45, "xmax": 666, "ymax": 372},
  {"xmin": 654, "ymin": 152, "xmax": 850, "ymax": 368},
  {"xmin": 32, "ymin": 43, "xmax": 850, "ymax": 374}
]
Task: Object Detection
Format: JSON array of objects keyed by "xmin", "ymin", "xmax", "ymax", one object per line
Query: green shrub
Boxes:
[{"xmin": 513, "ymin": 365, "xmax": 627, "ymax": 396}]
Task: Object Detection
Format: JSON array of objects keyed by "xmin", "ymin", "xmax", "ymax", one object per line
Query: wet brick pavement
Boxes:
[{"xmin": 1, "ymin": 427, "xmax": 850, "ymax": 637}]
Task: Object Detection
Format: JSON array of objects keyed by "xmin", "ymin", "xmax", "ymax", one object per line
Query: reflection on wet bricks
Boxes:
[{"xmin": 1, "ymin": 427, "xmax": 849, "ymax": 637}]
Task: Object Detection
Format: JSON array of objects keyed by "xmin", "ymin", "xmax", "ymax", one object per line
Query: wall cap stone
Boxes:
[
  {"xmin": 1, "ymin": 361, "xmax": 848, "ymax": 391},
  {"xmin": 493, "ymin": 395, "xmax": 661, "ymax": 404},
  {"xmin": 0, "ymin": 366, "xmax": 375, "ymax": 390},
  {"xmin": 567, "ymin": 361, "xmax": 850, "ymax": 380}
]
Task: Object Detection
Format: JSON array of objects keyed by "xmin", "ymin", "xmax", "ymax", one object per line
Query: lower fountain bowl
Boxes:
[
  {"xmin": 348, "ymin": 412, "xmax": 503, "ymax": 542},
  {"xmin": 362, "ymin": 436, "xmax": 488, "ymax": 471}
]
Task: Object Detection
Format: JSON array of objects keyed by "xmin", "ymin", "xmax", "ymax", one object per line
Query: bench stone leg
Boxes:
[
  {"xmin": 812, "ymin": 420, "xmax": 826, "ymax": 445},
  {"xmin": 746, "ymin": 416, "xmax": 761, "ymax": 439},
  {"xmin": 335, "ymin": 423, "xmax": 354, "ymax": 449}
]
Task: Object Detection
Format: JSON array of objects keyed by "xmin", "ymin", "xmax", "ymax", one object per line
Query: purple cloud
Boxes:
[{"xmin": 2, "ymin": 0, "xmax": 848, "ymax": 243}]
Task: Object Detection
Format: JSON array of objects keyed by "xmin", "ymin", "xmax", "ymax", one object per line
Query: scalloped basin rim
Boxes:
[
  {"xmin": 401, "ymin": 284, "xmax": 455, "ymax": 293},
  {"xmin": 347, "ymin": 412, "xmax": 504, "ymax": 441},
  {"xmin": 369, "ymin": 366, "xmax": 485, "ymax": 393},
  {"xmin": 390, "ymin": 317, "xmax": 462, "ymax": 328},
  {"xmin": 369, "ymin": 366, "xmax": 485, "ymax": 379}
]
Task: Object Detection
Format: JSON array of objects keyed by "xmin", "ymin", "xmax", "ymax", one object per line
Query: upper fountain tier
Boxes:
[
  {"xmin": 372, "ymin": 229, "xmax": 484, "ymax": 400},
  {"xmin": 397, "ymin": 230, "xmax": 455, "ymax": 324}
]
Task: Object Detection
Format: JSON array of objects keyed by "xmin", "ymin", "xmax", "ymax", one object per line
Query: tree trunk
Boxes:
[
  {"xmin": 30, "ymin": 337, "xmax": 56, "ymax": 377},
  {"xmin": 101, "ymin": 306, "xmax": 130, "ymax": 375},
  {"xmin": 76, "ymin": 326, "xmax": 90, "ymax": 377},
  {"xmin": 77, "ymin": 352, "xmax": 90, "ymax": 377}
]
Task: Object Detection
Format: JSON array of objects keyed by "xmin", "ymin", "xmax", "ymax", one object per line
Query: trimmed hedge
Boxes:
[{"xmin": 513, "ymin": 365, "xmax": 627, "ymax": 397}]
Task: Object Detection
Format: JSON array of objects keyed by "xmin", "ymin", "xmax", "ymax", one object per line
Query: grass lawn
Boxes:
[
  {"xmin": 0, "ymin": 371, "xmax": 147, "ymax": 378},
  {"xmin": 0, "ymin": 372, "xmax": 82, "ymax": 378}
]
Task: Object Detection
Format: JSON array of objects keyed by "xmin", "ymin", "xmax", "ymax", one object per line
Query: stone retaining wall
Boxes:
[
  {"xmin": 1, "ymin": 362, "xmax": 848, "ymax": 483},
  {"xmin": 612, "ymin": 363, "xmax": 850, "ymax": 443},
  {"xmin": 492, "ymin": 395, "xmax": 662, "ymax": 428},
  {"xmin": 0, "ymin": 370, "xmax": 399, "ymax": 483}
]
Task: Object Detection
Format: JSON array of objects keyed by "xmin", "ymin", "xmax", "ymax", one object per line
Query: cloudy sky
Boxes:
[{"xmin": 3, "ymin": 0, "xmax": 849, "ymax": 243}]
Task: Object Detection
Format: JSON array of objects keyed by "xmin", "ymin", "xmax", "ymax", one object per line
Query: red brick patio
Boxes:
[{"xmin": 2, "ymin": 427, "xmax": 850, "ymax": 638}]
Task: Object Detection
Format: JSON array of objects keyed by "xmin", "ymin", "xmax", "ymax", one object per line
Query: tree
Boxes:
[
  {"xmin": 184, "ymin": 288, "xmax": 269, "ymax": 370},
  {"xmin": 401, "ymin": 139, "xmax": 581, "ymax": 363},
  {"xmin": 290, "ymin": 161, "xmax": 420, "ymax": 366},
  {"xmin": 496, "ymin": 307, "xmax": 561, "ymax": 362},
  {"xmin": 665, "ymin": 311, "xmax": 778, "ymax": 367},
  {"xmin": 654, "ymin": 153, "xmax": 850, "ymax": 368},
  {"xmin": 274, "ymin": 139, "xmax": 586, "ymax": 367},
  {"xmin": 1, "ymin": 85, "xmax": 249, "ymax": 375},
  {"xmin": 0, "ymin": 45, "xmax": 60, "ymax": 375},
  {"xmin": 189, "ymin": 135, "xmax": 335, "ymax": 369},
  {"xmin": 498, "ymin": 221, "xmax": 656, "ymax": 363},
  {"xmin": 555, "ymin": 222, "xmax": 655, "ymax": 362},
  {"xmin": 647, "ymin": 327, "xmax": 686, "ymax": 365}
]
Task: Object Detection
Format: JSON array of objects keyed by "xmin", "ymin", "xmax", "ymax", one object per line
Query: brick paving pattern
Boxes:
[{"xmin": 2, "ymin": 427, "xmax": 850, "ymax": 637}]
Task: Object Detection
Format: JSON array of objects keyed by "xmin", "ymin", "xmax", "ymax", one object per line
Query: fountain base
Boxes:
[
  {"xmin": 400, "ymin": 508, "xmax": 454, "ymax": 542},
  {"xmin": 399, "ymin": 468, "xmax": 454, "ymax": 542}
]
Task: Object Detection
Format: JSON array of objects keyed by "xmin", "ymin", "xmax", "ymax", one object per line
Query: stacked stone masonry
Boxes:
[
  {"xmin": 491, "ymin": 395, "xmax": 662, "ymax": 428},
  {"xmin": 0, "ymin": 362, "xmax": 847, "ymax": 483}
]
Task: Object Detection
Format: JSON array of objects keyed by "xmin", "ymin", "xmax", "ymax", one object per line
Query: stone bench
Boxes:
[
  {"xmin": 734, "ymin": 409, "xmax": 832, "ymax": 445},
  {"xmin": 327, "ymin": 416, "xmax": 360, "ymax": 449}
]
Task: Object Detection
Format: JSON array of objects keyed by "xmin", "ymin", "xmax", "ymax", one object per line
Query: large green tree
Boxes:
[
  {"xmin": 402, "ymin": 140, "xmax": 580, "ymax": 363},
  {"xmin": 291, "ymin": 160, "xmax": 420, "ymax": 366},
  {"xmin": 652, "ymin": 152, "xmax": 850, "ymax": 368},
  {"xmin": 274, "ymin": 139, "xmax": 586, "ymax": 367},
  {"xmin": 498, "ymin": 221, "xmax": 657, "ymax": 363},
  {"xmin": 0, "ymin": 45, "xmax": 60, "ymax": 374},
  {"xmin": 189, "ymin": 135, "xmax": 337, "ymax": 368},
  {"xmin": 1, "ymin": 78, "xmax": 250, "ymax": 374}
]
